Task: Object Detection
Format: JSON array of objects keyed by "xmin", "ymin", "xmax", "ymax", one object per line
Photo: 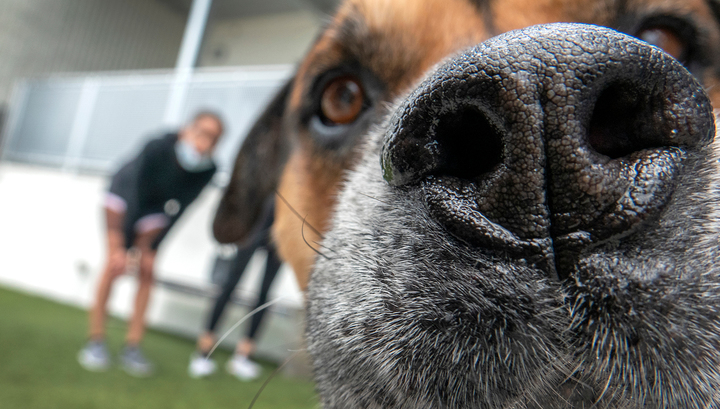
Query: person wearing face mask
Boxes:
[{"xmin": 78, "ymin": 111, "xmax": 224, "ymax": 377}]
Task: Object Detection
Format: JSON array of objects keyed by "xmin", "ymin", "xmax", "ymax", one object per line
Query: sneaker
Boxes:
[
  {"xmin": 77, "ymin": 340, "xmax": 111, "ymax": 372},
  {"xmin": 188, "ymin": 352, "xmax": 217, "ymax": 378},
  {"xmin": 226, "ymin": 354, "xmax": 261, "ymax": 381},
  {"xmin": 120, "ymin": 345, "xmax": 154, "ymax": 377}
]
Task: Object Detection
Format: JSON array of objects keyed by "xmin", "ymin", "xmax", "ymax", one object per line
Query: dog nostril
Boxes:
[
  {"xmin": 382, "ymin": 105, "xmax": 506, "ymax": 186},
  {"xmin": 433, "ymin": 108, "xmax": 504, "ymax": 179},
  {"xmin": 587, "ymin": 83, "xmax": 658, "ymax": 159}
]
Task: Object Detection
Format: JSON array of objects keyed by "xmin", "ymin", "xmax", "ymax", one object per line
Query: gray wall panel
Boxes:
[
  {"xmin": 2, "ymin": 68, "xmax": 291, "ymax": 178},
  {"xmin": 6, "ymin": 82, "xmax": 82, "ymax": 158}
]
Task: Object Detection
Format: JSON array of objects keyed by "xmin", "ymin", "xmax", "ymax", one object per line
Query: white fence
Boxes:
[
  {"xmin": 0, "ymin": 66, "xmax": 309, "ymax": 365},
  {"xmin": 1, "ymin": 65, "xmax": 292, "ymax": 176}
]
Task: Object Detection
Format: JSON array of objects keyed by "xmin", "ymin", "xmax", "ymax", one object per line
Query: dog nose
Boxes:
[{"xmin": 381, "ymin": 23, "xmax": 714, "ymax": 278}]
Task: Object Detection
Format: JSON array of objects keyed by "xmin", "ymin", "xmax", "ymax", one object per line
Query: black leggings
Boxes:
[{"xmin": 205, "ymin": 239, "xmax": 282, "ymax": 340}]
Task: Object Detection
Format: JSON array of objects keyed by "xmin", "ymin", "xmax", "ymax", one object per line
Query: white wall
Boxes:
[
  {"xmin": 198, "ymin": 10, "xmax": 323, "ymax": 67},
  {"xmin": 0, "ymin": 162, "xmax": 305, "ymax": 361},
  {"xmin": 0, "ymin": 0, "xmax": 187, "ymax": 104}
]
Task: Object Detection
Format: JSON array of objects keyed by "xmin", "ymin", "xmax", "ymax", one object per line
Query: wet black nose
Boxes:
[{"xmin": 381, "ymin": 23, "xmax": 715, "ymax": 278}]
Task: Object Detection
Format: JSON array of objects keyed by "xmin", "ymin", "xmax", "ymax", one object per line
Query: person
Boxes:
[
  {"xmin": 78, "ymin": 111, "xmax": 224, "ymax": 377},
  {"xmin": 188, "ymin": 198, "xmax": 282, "ymax": 380}
]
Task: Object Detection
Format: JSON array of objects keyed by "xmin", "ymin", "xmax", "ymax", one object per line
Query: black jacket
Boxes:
[{"xmin": 109, "ymin": 133, "xmax": 216, "ymax": 249}]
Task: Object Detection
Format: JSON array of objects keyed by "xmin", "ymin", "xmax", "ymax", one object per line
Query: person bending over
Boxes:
[
  {"xmin": 189, "ymin": 198, "xmax": 282, "ymax": 381},
  {"xmin": 78, "ymin": 111, "xmax": 223, "ymax": 377}
]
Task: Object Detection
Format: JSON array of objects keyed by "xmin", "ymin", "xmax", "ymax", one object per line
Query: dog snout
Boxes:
[{"xmin": 381, "ymin": 23, "xmax": 715, "ymax": 278}]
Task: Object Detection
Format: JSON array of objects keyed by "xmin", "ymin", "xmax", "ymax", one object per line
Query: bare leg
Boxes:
[
  {"xmin": 125, "ymin": 227, "xmax": 163, "ymax": 346},
  {"xmin": 197, "ymin": 331, "xmax": 216, "ymax": 354},
  {"xmin": 88, "ymin": 209, "xmax": 127, "ymax": 340},
  {"xmin": 236, "ymin": 338, "xmax": 256, "ymax": 357}
]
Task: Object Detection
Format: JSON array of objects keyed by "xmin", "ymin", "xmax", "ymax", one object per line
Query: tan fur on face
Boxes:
[
  {"xmin": 355, "ymin": 0, "xmax": 490, "ymax": 91},
  {"xmin": 274, "ymin": 148, "xmax": 344, "ymax": 289},
  {"xmin": 277, "ymin": 0, "xmax": 495, "ymax": 290},
  {"xmin": 493, "ymin": 0, "xmax": 717, "ymax": 31},
  {"xmin": 493, "ymin": 0, "xmax": 605, "ymax": 31},
  {"xmin": 273, "ymin": 0, "xmax": 720, "ymax": 291}
]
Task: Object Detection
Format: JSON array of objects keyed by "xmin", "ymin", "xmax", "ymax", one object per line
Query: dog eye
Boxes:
[
  {"xmin": 320, "ymin": 75, "xmax": 364, "ymax": 125},
  {"xmin": 637, "ymin": 26, "xmax": 687, "ymax": 62}
]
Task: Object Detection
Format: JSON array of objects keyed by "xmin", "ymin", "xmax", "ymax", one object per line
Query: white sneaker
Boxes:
[
  {"xmin": 78, "ymin": 340, "xmax": 111, "ymax": 372},
  {"xmin": 226, "ymin": 354, "xmax": 261, "ymax": 381},
  {"xmin": 188, "ymin": 353, "xmax": 217, "ymax": 378}
]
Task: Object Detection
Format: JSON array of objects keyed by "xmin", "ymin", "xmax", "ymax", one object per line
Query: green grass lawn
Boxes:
[{"xmin": 0, "ymin": 286, "xmax": 319, "ymax": 409}]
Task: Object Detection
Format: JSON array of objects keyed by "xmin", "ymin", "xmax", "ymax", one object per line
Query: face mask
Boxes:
[{"xmin": 175, "ymin": 139, "xmax": 214, "ymax": 172}]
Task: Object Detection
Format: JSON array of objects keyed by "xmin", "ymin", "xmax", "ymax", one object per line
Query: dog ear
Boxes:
[{"xmin": 213, "ymin": 78, "xmax": 294, "ymax": 244}]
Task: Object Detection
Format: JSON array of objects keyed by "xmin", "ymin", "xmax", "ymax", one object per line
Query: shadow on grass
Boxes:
[{"xmin": 0, "ymin": 286, "xmax": 319, "ymax": 409}]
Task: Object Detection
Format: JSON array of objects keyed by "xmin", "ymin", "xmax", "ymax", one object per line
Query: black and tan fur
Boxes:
[{"xmin": 214, "ymin": 0, "xmax": 720, "ymax": 407}]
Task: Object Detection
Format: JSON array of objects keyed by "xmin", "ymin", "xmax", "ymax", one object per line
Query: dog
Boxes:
[{"xmin": 214, "ymin": 0, "xmax": 720, "ymax": 407}]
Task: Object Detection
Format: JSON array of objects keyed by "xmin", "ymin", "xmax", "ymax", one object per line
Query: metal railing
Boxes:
[{"xmin": 0, "ymin": 66, "xmax": 292, "ymax": 177}]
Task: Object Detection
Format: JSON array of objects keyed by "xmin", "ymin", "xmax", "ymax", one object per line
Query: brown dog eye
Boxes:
[
  {"xmin": 637, "ymin": 27, "xmax": 686, "ymax": 61},
  {"xmin": 320, "ymin": 76, "xmax": 364, "ymax": 125}
]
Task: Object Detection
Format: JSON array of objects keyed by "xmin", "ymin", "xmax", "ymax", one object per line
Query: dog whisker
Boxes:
[
  {"xmin": 357, "ymin": 191, "xmax": 393, "ymax": 206},
  {"xmin": 312, "ymin": 240, "xmax": 337, "ymax": 254},
  {"xmin": 205, "ymin": 296, "xmax": 286, "ymax": 359},
  {"xmin": 275, "ymin": 190, "xmax": 324, "ymax": 238},
  {"xmin": 248, "ymin": 350, "xmax": 301, "ymax": 409},
  {"xmin": 302, "ymin": 216, "xmax": 331, "ymax": 260}
]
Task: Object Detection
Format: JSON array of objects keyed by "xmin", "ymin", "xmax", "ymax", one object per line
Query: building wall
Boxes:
[
  {"xmin": 0, "ymin": 162, "xmax": 305, "ymax": 361},
  {"xmin": 198, "ymin": 10, "xmax": 323, "ymax": 67},
  {"xmin": 0, "ymin": 0, "xmax": 187, "ymax": 105}
]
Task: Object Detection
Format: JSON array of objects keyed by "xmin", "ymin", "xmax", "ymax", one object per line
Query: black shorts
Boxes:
[{"xmin": 106, "ymin": 168, "xmax": 169, "ymax": 250}]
